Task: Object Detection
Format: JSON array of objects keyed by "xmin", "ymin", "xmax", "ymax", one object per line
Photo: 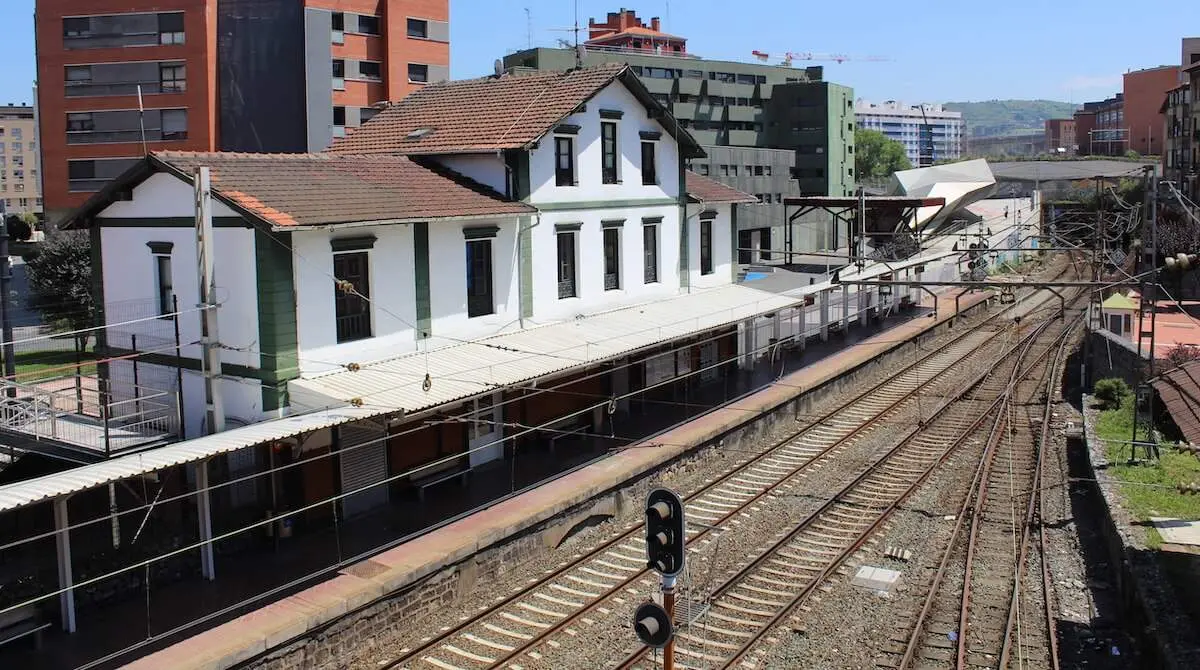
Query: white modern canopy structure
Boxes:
[{"xmin": 889, "ymin": 159, "xmax": 998, "ymax": 236}]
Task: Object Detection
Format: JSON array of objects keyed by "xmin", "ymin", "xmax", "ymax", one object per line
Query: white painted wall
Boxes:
[
  {"xmin": 105, "ymin": 361, "xmax": 262, "ymax": 439},
  {"xmin": 531, "ymin": 204, "xmax": 682, "ymax": 322},
  {"xmin": 435, "ymin": 154, "xmax": 508, "ymax": 195},
  {"xmin": 99, "ymin": 225, "xmax": 260, "ymax": 368},
  {"xmin": 428, "ymin": 219, "xmax": 522, "ymax": 340},
  {"xmin": 527, "ymin": 81, "xmax": 680, "ymax": 205},
  {"xmin": 686, "ymin": 204, "xmax": 734, "ymax": 290},
  {"xmin": 101, "ymin": 172, "xmax": 241, "ymax": 219},
  {"xmin": 96, "ymin": 171, "xmax": 267, "ymax": 428},
  {"xmin": 291, "ymin": 225, "xmax": 419, "ymax": 374}
]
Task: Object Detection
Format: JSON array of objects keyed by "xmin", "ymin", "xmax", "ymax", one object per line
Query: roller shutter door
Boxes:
[{"xmin": 339, "ymin": 421, "xmax": 388, "ymax": 518}]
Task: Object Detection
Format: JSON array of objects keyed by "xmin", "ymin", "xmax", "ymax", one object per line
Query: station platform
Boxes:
[{"xmin": 118, "ymin": 288, "xmax": 991, "ymax": 670}]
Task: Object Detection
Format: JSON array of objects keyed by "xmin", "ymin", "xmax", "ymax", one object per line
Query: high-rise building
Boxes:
[
  {"xmin": 0, "ymin": 104, "xmax": 43, "ymax": 217},
  {"xmin": 853, "ymin": 100, "xmax": 963, "ymax": 166},
  {"xmin": 35, "ymin": 0, "xmax": 449, "ymax": 224}
]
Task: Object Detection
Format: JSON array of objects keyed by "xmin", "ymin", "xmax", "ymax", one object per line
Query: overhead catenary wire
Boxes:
[
  {"xmin": 0, "ymin": 303, "xmax": 1032, "ymax": 631},
  {"xmin": 0, "ymin": 291, "xmax": 998, "ymax": 558}
]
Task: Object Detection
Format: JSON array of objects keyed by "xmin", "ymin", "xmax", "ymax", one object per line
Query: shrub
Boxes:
[{"xmin": 1094, "ymin": 378, "xmax": 1131, "ymax": 410}]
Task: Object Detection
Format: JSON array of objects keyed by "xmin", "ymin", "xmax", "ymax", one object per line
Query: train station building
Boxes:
[{"xmin": 0, "ymin": 64, "xmax": 1003, "ymax": 667}]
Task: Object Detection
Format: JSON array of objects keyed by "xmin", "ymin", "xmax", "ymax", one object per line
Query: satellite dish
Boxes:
[{"xmin": 493, "ymin": 59, "xmax": 504, "ymax": 77}]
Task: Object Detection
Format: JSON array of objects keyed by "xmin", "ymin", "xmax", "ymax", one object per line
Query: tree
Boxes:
[
  {"xmin": 4, "ymin": 214, "xmax": 32, "ymax": 242},
  {"xmin": 1093, "ymin": 378, "xmax": 1130, "ymax": 410},
  {"xmin": 23, "ymin": 231, "xmax": 96, "ymax": 350},
  {"xmin": 1163, "ymin": 343, "xmax": 1200, "ymax": 369},
  {"xmin": 854, "ymin": 129, "xmax": 913, "ymax": 180}
]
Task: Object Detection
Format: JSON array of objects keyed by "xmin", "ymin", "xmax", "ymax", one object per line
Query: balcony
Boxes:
[{"xmin": 0, "ymin": 377, "xmax": 177, "ymax": 459}]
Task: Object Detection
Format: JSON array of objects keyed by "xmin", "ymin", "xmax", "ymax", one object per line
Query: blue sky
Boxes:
[{"xmin": 0, "ymin": 1, "xmax": 1187, "ymax": 106}]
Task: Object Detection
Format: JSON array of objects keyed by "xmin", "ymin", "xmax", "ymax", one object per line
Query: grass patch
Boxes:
[
  {"xmin": 1094, "ymin": 391, "xmax": 1200, "ymax": 547},
  {"xmin": 6, "ymin": 349, "xmax": 98, "ymax": 382}
]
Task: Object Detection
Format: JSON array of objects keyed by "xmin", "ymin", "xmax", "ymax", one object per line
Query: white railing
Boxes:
[{"xmin": 0, "ymin": 377, "xmax": 178, "ymax": 456}]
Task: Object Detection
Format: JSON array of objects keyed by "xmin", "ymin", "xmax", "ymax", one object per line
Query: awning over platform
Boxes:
[
  {"xmin": 0, "ymin": 284, "xmax": 799, "ymax": 513},
  {"xmin": 288, "ymin": 284, "xmax": 800, "ymax": 414}
]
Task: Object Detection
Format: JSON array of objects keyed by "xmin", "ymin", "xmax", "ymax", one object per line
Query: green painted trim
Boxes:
[
  {"xmin": 639, "ymin": 130, "xmax": 662, "ymax": 141},
  {"xmin": 519, "ymin": 215, "xmax": 534, "ymax": 319},
  {"xmin": 554, "ymin": 124, "xmax": 581, "ymax": 135},
  {"xmin": 413, "ymin": 223, "xmax": 431, "ymax": 339},
  {"xmin": 642, "ymin": 216, "xmax": 663, "ymax": 225},
  {"xmin": 535, "ymin": 197, "xmax": 677, "ymax": 212},
  {"xmin": 255, "ymin": 228, "xmax": 299, "ymax": 411},
  {"xmin": 101, "ymin": 346, "xmax": 268, "ymax": 380},
  {"xmin": 601, "ymin": 219, "xmax": 625, "ymax": 228},
  {"xmin": 330, "ymin": 235, "xmax": 377, "ymax": 252},
  {"xmin": 97, "ymin": 216, "xmax": 250, "ymax": 228},
  {"xmin": 554, "ymin": 222, "xmax": 582, "ymax": 232},
  {"xmin": 599, "ymin": 109, "xmax": 624, "ymax": 119},
  {"xmin": 145, "ymin": 241, "xmax": 174, "ymax": 254},
  {"xmin": 699, "ymin": 209, "xmax": 718, "ymax": 220},
  {"xmin": 462, "ymin": 225, "xmax": 500, "ymax": 240}
]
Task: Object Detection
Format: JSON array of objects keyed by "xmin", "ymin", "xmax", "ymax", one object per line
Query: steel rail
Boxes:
[
  {"xmin": 997, "ymin": 315, "xmax": 1074, "ymax": 670},
  {"xmin": 711, "ymin": 316, "xmax": 1069, "ymax": 670},
  {"xmin": 894, "ymin": 318, "xmax": 1079, "ymax": 670},
  {"xmin": 379, "ymin": 292, "xmax": 1028, "ymax": 670},
  {"xmin": 479, "ymin": 302, "xmax": 1030, "ymax": 670},
  {"xmin": 614, "ymin": 305, "xmax": 1068, "ymax": 670}
]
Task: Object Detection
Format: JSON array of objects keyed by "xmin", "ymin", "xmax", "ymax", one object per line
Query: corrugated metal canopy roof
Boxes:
[
  {"xmin": 0, "ymin": 284, "xmax": 798, "ymax": 513},
  {"xmin": 1152, "ymin": 360, "xmax": 1200, "ymax": 445},
  {"xmin": 288, "ymin": 284, "xmax": 799, "ymax": 414},
  {"xmin": 0, "ymin": 407, "xmax": 382, "ymax": 513}
]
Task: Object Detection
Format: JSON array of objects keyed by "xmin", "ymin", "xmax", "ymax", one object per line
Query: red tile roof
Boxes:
[
  {"xmin": 1153, "ymin": 360, "xmax": 1200, "ymax": 444},
  {"xmin": 328, "ymin": 64, "xmax": 703, "ymax": 158},
  {"xmin": 685, "ymin": 171, "xmax": 757, "ymax": 204},
  {"xmin": 144, "ymin": 152, "xmax": 533, "ymax": 228},
  {"xmin": 587, "ymin": 26, "xmax": 687, "ymax": 42},
  {"xmin": 329, "ymin": 64, "xmax": 627, "ymax": 155}
]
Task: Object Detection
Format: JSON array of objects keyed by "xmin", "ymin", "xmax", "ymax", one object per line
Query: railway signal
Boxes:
[
  {"xmin": 633, "ymin": 601, "xmax": 673, "ymax": 648},
  {"xmin": 645, "ymin": 488, "xmax": 686, "ymax": 576}
]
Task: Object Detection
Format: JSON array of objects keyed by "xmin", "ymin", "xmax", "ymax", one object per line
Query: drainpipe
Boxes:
[{"xmin": 518, "ymin": 212, "xmax": 542, "ymax": 329}]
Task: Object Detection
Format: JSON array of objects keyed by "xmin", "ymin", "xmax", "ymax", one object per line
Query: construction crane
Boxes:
[{"xmin": 751, "ymin": 50, "xmax": 890, "ymax": 66}]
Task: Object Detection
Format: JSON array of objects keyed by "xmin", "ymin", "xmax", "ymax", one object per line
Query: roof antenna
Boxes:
[
  {"xmin": 525, "ymin": 7, "xmax": 532, "ymax": 49},
  {"xmin": 572, "ymin": 0, "xmax": 584, "ymax": 69}
]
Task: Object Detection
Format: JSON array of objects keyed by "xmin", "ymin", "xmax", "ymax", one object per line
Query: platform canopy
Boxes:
[
  {"xmin": 0, "ymin": 284, "xmax": 800, "ymax": 514},
  {"xmin": 889, "ymin": 159, "xmax": 998, "ymax": 236}
]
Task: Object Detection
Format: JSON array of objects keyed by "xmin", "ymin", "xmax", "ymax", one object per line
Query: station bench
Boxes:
[
  {"xmin": 410, "ymin": 463, "xmax": 471, "ymax": 502},
  {"xmin": 0, "ymin": 604, "xmax": 47, "ymax": 650}
]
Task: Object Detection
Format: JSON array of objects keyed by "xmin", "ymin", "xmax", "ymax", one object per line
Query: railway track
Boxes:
[
  {"xmin": 880, "ymin": 311, "xmax": 1080, "ymax": 670},
  {"xmin": 382, "ymin": 294, "xmax": 1051, "ymax": 670},
  {"xmin": 613, "ymin": 301, "xmax": 1077, "ymax": 670}
]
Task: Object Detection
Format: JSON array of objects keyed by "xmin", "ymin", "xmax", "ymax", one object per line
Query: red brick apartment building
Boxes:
[
  {"xmin": 1044, "ymin": 118, "xmax": 1076, "ymax": 153},
  {"xmin": 1124, "ymin": 65, "xmax": 1180, "ymax": 156},
  {"xmin": 35, "ymin": 0, "xmax": 448, "ymax": 224}
]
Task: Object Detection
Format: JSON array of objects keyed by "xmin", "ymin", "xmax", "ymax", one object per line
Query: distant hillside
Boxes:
[{"xmin": 943, "ymin": 100, "xmax": 1080, "ymax": 138}]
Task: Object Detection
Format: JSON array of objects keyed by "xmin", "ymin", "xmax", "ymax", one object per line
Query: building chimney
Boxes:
[{"xmin": 651, "ymin": 17, "xmax": 660, "ymax": 31}]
